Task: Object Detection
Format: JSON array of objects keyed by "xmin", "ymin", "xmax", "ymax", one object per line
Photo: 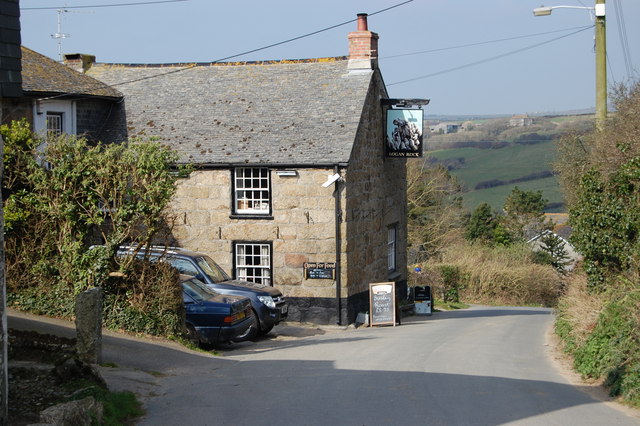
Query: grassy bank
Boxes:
[
  {"xmin": 411, "ymin": 241, "xmax": 562, "ymax": 308},
  {"xmin": 555, "ymin": 274, "xmax": 640, "ymax": 407}
]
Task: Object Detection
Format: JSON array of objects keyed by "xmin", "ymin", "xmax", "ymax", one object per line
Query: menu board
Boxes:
[
  {"xmin": 369, "ymin": 282, "xmax": 396, "ymax": 327},
  {"xmin": 304, "ymin": 262, "xmax": 336, "ymax": 280}
]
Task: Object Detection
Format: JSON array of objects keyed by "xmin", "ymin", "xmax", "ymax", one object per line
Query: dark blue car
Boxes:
[
  {"xmin": 181, "ymin": 275, "xmax": 253, "ymax": 347},
  {"xmin": 119, "ymin": 246, "xmax": 287, "ymax": 341}
]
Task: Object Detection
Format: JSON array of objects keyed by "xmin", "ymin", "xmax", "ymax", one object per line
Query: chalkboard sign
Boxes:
[
  {"xmin": 369, "ymin": 282, "xmax": 396, "ymax": 327},
  {"xmin": 304, "ymin": 262, "xmax": 336, "ymax": 280}
]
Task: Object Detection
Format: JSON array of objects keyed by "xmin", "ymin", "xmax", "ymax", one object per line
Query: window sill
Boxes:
[{"xmin": 229, "ymin": 214, "xmax": 274, "ymax": 220}]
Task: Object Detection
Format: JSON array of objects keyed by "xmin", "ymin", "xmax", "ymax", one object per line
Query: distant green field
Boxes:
[{"xmin": 426, "ymin": 141, "xmax": 566, "ymax": 213}]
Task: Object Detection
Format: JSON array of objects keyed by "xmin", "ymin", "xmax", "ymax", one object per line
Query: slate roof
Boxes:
[
  {"xmin": 21, "ymin": 46, "xmax": 122, "ymax": 99},
  {"xmin": 86, "ymin": 57, "xmax": 377, "ymax": 166}
]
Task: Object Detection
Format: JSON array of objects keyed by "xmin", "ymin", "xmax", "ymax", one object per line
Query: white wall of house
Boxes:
[{"xmin": 32, "ymin": 99, "xmax": 76, "ymax": 136}]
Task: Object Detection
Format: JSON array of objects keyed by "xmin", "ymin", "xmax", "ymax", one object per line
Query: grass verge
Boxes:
[
  {"xmin": 68, "ymin": 382, "xmax": 144, "ymax": 425},
  {"xmin": 555, "ymin": 273, "xmax": 640, "ymax": 408}
]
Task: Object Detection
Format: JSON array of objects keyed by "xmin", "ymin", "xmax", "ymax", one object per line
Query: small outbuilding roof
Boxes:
[{"xmin": 20, "ymin": 46, "xmax": 122, "ymax": 99}]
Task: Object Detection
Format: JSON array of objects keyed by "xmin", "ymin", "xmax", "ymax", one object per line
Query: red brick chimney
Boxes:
[
  {"xmin": 63, "ymin": 53, "xmax": 96, "ymax": 73},
  {"xmin": 348, "ymin": 13, "xmax": 378, "ymax": 70}
]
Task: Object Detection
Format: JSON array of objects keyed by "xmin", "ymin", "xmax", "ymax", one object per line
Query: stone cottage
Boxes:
[{"xmin": 75, "ymin": 14, "xmax": 409, "ymax": 325}]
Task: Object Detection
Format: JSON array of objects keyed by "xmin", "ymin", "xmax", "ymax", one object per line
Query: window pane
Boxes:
[
  {"xmin": 235, "ymin": 243, "xmax": 271, "ymax": 286},
  {"xmin": 46, "ymin": 112, "xmax": 63, "ymax": 136},
  {"xmin": 387, "ymin": 227, "xmax": 396, "ymax": 272},
  {"xmin": 234, "ymin": 168, "xmax": 270, "ymax": 214}
]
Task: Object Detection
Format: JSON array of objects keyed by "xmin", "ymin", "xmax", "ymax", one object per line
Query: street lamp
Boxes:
[{"xmin": 533, "ymin": 1, "xmax": 607, "ymax": 127}]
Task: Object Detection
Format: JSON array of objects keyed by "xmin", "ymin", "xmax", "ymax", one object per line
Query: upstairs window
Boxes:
[{"xmin": 234, "ymin": 168, "xmax": 271, "ymax": 215}]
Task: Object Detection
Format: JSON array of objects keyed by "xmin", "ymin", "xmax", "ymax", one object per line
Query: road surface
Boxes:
[{"xmin": 9, "ymin": 306, "xmax": 640, "ymax": 425}]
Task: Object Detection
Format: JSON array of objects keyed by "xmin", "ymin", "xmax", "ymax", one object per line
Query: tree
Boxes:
[
  {"xmin": 538, "ymin": 232, "xmax": 571, "ymax": 275},
  {"xmin": 465, "ymin": 202, "xmax": 496, "ymax": 242},
  {"xmin": 556, "ymin": 81, "xmax": 640, "ymax": 290},
  {"xmin": 1, "ymin": 119, "xmax": 190, "ymax": 306},
  {"xmin": 502, "ymin": 186, "xmax": 549, "ymax": 241},
  {"xmin": 407, "ymin": 160, "xmax": 466, "ymax": 262}
]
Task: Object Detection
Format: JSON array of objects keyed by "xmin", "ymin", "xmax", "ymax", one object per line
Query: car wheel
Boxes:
[
  {"xmin": 185, "ymin": 324, "xmax": 201, "ymax": 347},
  {"xmin": 260, "ymin": 323, "xmax": 274, "ymax": 335},
  {"xmin": 233, "ymin": 309, "xmax": 259, "ymax": 342}
]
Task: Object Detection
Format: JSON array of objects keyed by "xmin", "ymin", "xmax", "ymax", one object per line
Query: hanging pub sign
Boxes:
[{"xmin": 385, "ymin": 108, "xmax": 424, "ymax": 158}]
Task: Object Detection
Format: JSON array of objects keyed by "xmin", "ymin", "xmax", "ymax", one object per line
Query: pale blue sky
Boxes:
[{"xmin": 18, "ymin": 0, "xmax": 639, "ymax": 116}]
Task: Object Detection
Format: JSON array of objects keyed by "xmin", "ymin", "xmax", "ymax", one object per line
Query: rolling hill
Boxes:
[{"xmin": 422, "ymin": 115, "xmax": 592, "ymax": 213}]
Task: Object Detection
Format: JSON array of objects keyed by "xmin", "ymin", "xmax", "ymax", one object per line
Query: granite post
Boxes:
[{"xmin": 75, "ymin": 287, "xmax": 103, "ymax": 364}]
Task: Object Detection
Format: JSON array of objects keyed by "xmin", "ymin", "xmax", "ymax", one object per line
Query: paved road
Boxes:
[{"xmin": 9, "ymin": 306, "xmax": 640, "ymax": 425}]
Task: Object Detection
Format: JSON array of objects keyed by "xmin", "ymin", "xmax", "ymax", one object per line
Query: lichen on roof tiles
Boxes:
[{"xmin": 87, "ymin": 57, "xmax": 375, "ymax": 166}]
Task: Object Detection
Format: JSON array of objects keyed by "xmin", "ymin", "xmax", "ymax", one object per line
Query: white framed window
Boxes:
[
  {"xmin": 46, "ymin": 112, "xmax": 64, "ymax": 136},
  {"xmin": 234, "ymin": 242, "xmax": 272, "ymax": 286},
  {"xmin": 234, "ymin": 168, "xmax": 271, "ymax": 215},
  {"xmin": 387, "ymin": 225, "xmax": 397, "ymax": 272}
]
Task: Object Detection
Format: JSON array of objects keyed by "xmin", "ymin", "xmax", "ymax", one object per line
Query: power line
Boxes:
[
  {"xmin": 109, "ymin": 0, "xmax": 414, "ymax": 86},
  {"xmin": 612, "ymin": 0, "xmax": 634, "ymax": 79},
  {"xmin": 34, "ymin": 0, "xmax": 415, "ymax": 97},
  {"xmin": 388, "ymin": 26, "xmax": 594, "ymax": 87},
  {"xmin": 380, "ymin": 25, "xmax": 593, "ymax": 60},
  {"xmin": 21, "ymin": 0, "xmax": 189, "ymax": 10},
  {"xmin": 205, "ymin": 0, "xmax": 414, "ymax": 63}
]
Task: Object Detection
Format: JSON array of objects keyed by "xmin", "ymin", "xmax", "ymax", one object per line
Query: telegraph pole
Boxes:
[{"xmin": 595, "ymin": 0, "xmax": 607, "ymax": 128}]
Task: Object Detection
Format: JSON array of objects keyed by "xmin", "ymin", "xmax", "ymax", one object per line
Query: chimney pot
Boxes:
[{"xmin": 357, "ymin": 13, "xmax": 368, "ymax": 31}]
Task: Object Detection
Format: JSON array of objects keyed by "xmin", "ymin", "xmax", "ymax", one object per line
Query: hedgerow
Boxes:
[
  {"xmin": 555, "ymin": 81, "xmax": 640, "ymax": 407},
  {"xmin": 2, "ymin": 119, "xmax": 189, "ymax": 337}
]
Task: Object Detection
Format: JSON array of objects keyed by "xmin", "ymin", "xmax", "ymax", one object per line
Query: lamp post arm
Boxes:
[{"xmin": 549, "ymin": 6, "xmax": 593, "ymax": 11}]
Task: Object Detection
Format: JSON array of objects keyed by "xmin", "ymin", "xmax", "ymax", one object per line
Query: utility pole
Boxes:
[
  {"xmin": 533, "ymin": 1, "xmax": 608, "ymax": 128},
  {"xmin": 595, "ymin": 0, "xmax": 607, "ymax": 128}
]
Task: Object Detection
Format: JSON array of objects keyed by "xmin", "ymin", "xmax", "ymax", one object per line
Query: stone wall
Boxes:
[
  {"xmin": 342, "ymin": 70, "xmax": 408, "ymax": 319},
  {"xmin": 1, "ymin": 98, "xmax": 32, "ymax": 127},
  {"xmin": 169, "ymin": 166, "xmax": 339, "ymax": 303},
  {"xmin": 75, "ymin": 99, "xmax": 125, "ymax": 143}
]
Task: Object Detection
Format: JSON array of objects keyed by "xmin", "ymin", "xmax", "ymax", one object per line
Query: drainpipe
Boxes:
[{"xmin": 333, "ymin": 165, "xmax": 342, "ymax": 325}]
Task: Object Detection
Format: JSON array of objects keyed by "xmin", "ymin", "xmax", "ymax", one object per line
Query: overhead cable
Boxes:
[
  {"xmin": 388, "ymin": 26, "xmax": 594, "ymax": 86},
  {"xmin": 21, "ymin": 0, "xmax": 189, "ymax": 10}
]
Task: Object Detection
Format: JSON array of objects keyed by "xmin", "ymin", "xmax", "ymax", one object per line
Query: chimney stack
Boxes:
[
  {"xmin": 348, "ymin": 13, "xmax": 378, "ymax": 71},
  {"xmin": 63, "ymin": 53, "xmax": 96, "ymax": 73}
]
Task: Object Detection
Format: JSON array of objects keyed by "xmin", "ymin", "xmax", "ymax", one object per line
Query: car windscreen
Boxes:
[
  {"xmin": 196, "ymin": 256, "xmax": 231, "ymax": 282},
  {"xmin": 182, "ymin": 278, "xmax": 217, "ymax": 302}
]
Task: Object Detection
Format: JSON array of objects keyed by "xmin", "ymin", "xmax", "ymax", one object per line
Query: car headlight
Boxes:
[{"xmin": 257, "ymin": 295, "xmax": 276, "ymax": 309}]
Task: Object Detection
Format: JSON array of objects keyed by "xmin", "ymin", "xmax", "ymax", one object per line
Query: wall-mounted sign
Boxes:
[
  {"xmin": 304, "ymin": 262, "xmax": 336, "ymax": 280},
  {"xmin": 369, "ymin": 282, "xmax": 396, "ymax": 327},
  {"xmin": 385, "ymin": 108, "xmax": 423, "ymax": 158}
]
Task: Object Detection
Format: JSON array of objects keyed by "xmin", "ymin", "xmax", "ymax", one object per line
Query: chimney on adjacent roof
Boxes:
[
  {"xmin": 63, "ymin": 53, "xmax": 96, "ymax": 73},
  {"xmin": 348, "ymin": 13, "xmax": 378, "ymax": 71}
]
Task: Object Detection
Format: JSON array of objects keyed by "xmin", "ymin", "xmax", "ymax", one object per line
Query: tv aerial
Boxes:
[
  {"xmin": 50, "ymin": 9, "xmax": 70, "ymax": 62},
  {"xmin": 50, "ymin": 8, "xmax": 94, "ymax": 62}
]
